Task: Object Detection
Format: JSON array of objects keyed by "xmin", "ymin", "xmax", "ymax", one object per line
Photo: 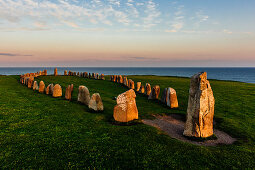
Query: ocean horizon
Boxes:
[{"xmin": 0, "ymin": 67, "xmax": 255, "ymax": 84}]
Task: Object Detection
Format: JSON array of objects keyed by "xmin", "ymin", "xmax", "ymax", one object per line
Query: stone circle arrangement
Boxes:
[{"xmin": 20, "ymin": 68, "xmax": 215, "ymax": 139}]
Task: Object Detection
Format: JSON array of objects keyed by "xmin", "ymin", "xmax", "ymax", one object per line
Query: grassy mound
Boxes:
[{"xmin": 0, "ymin": 75, "xmax": 254, "ymax": 169}]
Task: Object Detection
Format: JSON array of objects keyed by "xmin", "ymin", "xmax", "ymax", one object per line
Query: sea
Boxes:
[{"xmin": 0, "ymin": 67, "xmax": 254, "ymax": 84}]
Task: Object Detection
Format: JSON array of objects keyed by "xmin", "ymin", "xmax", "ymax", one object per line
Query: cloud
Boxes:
[
  {"xmin": 166, "ymin": 5, "xmax": 184, "ymax": 32},
  {"xmin": 143, "ymin": 0, "xmax": 161, "ymax": 28},
  {"xmin": 0, "ymin": 53, "xmax": 33, "ymax": 56},
  {"xmin": 223, "ymin": 29, "xmax": 233, "ymax": 34}
]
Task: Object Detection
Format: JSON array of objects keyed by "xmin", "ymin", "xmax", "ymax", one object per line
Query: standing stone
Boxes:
[
  {"xmin": 73, "ymin": 72, "xmax": 76, "ymax": 76},
  {"xmin": 148, "ymin": 85, "xmax": 160, "ymax": 99},
  {"xmin": 65, "ymin": 84, "xmax": 73, "ymax": 100},
  {"xmin": 39, "ymin": 81, "xmax": 45, "ymax": 93},
  {"xmin": 139, "ymin": 85, "xmax": 145, "ymax": 93},
  {"xmin": 130, "ymin": 80, "xmax": 135, "ymax": 89},
  {"xmin": 89, "ymin": 73, "xmax": 91, "ymax": 78},
  {"xmin": 27, "ymin": 78, "xmax": 34, "ymax": 88},
  {"xmin": 64, "ymin": 70, "xmax": 68, "ymax": 75},
  {"xmin": 100, "ymin": 74, "xmax": 105, "ymax": 80},
  {"xmin": 136, "ymin": 82, "xmax": 141, "ymax": 92},
  {"xmin": 52, "ymin": 84, "xmax": 62, "ymax": 97},
  {"xmin": 77, "ymin": 72, "xmax": 80, "ymax": 76},
  {"xmin": 113, "ymin": 89, "xmax": 138, "ymax": 122},
  {"xmin": 92, "ymin": 73, "xmax": 95, "ymax": 79},
  {"xmin": 123, "ymin": 77, "xmax": 128, "ymax": 86},
  {"xmin": 46, "ymin": 84, "xmax": 54, "ymax": 95},
  {"xmin": 33, "ymin": 81, "xmax": 39, "ymax": 90},
  {"xmin": 145, "ymin": 83, "xmax": 151, "ymax": 96},
  {"xmin": 77, "ymin": 86, "xmax": 90, "ymax": 105},
  {"xmin": 118, "ymin": 75, "xmax": 123, "ymax": 83},
  {"xmin": 95, "ymin": 73, "xmax": 99, "ymax": 79},
  {"xmin": 161, "ymin": 87, "xmax": 178, "ymax": 108},
  {"xmin": 54, "ymin": 68, "xmax": 58, "ymax": 76},
  {"xmin": 183, "ymin": 72, "xmax": 215, "ymax": 138},
  {"xmin": 88, "ymin": 93, "xmax": 104, "ymax": 111},
  {"xmin": 85, "ymin": 72, "xmax": 88, "ymax": 78},
  {"xmin": 113, "ymin": 75, "xmax": 117, "ymax": 82}
]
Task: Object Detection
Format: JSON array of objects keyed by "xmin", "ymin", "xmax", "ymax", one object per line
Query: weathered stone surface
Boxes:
[
  {"xmin": 92, "ymin": 73, "xmax": 95, "ymax": 79},
  {"xmin": 113, "ymin": 75, "xmax": 117, "ymax": 82},
  {"xmin": 161, "ymin": 87, "xmax": 178, "ymax": 108},
  {"xmin": 183, "ymin": 72, "xmax": 215, "ymax": 138},
  {"xmin": 139, "ymin": 85, "xmax": 145, "ymax": 93},
  {"xmin": 118, "ymin": 75, "xmax": 123, "ymax": 83},
  {"xmin": 27, "ymin": 78, "xmax": 34, "ymax": 88},
  {"xmin": 113, "ymin": 89, "xmax": 138, "ymax": 122},
  {"xmin": 89, "ymin": 73, "xmax": 91, "ymax": 78},
  {"xmin": 54, "ymin": 68, "xmax": 58, "ymax": 76},
  {"xmin": 73, "ymin": 72, "xmax": 76, "ymax": 76},
  {"xmin": 145, "ymin": 83, "xmax": 151, "ymax": 96},
  {"xmin": 77, "ymin": 72, "xmax": 80, "ymax": 76},
  {"xmin": 88, "ymin": 93, "xmax": 104, "ymax": 111},
  {"xmin": 52, "ymin": 84, "xmax": 62, "ymax": 97},
  {"xmin": 33, "ymin": 81, "xmax": 39, "ymax": 90},
  {"xmin": 148, "ymin": 85, "xmax": 160, "ymax": 100},
  {"xmin": 136, "ymin": 82, "xmax": 141, "ymax": 92},
  {"xmin": 65, "ymin": 84, "xmax": 73, "ymax": 100},
  {"xmin": 46, "ymin": 84, "xmax": 54, "ymax": 95},
  {"xmin": 77, "ymin": 86, "xmax": 90, "ymax": 105},
  {"xmin": 95, "ymin": 73, "xmax": 99, "ymax": 79},
  {"xmin": 123, "ymin": 77, "xmax": 128, "ymax": 86},
  {"xmin": 100, "ymin": 74, "xmax": 105, "ymax": 80},
  {"xmin": 85, "ymin": 72, "xmax": 88, "ymax": 78},
  {"xmin": 64, "ymin": 70, "xmax": 68, "ymax": 75},
  {"xmin": 39, "ymin": 81, "xmax": 45, "ymax": 93}
]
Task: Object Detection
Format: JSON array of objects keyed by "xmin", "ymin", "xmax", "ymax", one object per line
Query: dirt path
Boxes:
[{"xmin": 142, "ymin": 114, "xmax": 236, "ymax": 146}]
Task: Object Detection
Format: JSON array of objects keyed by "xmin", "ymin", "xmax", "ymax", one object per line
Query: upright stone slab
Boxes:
[
  {"xmin": 64, "ymin": 70, "xmax": 68, "ymax": 75},
  {"xmin": 65, "ymin": 84, "xmax": 73, "ymax": 100},
  {"xmin": 148, "ymin": 85, "xmax": 160, "ymax": 99},
  {"xmin": 161, "ymin": 87, "xmax": 178, "ymax": 108},
  {"xmin": 39, "ymin": 81, "xmax": 45, "ymax": 93},
  {"xmin": 130, "ymin": 80, "xmax": 135, "ymax": 89},
  {"xmin": 52, "ymin": 84, "xmax": 62, "ymax": 97},
  {"xmin": 113, "ymin": 89, "xmax": 138, "ymax": 122},
  {"xmin": 92, "ymin": 73, "xmax": 95, "ymax": 79},
  {"xmin": 118, "ymin": 75, "xmax": 123, "ymax": 83},
  {"xmin": 145, "ymin": 83, "xmax": 151, "ymax": 96},
  {"xmin": 54, "ymin": 68, "xmax": 58, "ymax": 76},
  {"xmin": 27, "ymin": 78, "xmax": 34, "ymax": 88},
  {"xmin": 77, "ymin": 86, "xmax": 90, "ymax": 105},
  {"xmin": 95, "ymin": 73, "xmax": 99, "ymax": 79},
  {"xmin": 113, "ymin": 75, "xmax": 117, "ymax": 82},
  {"xmin": 46, "ymin": 84, "xmax": 54, "ymax": 95},
  {"xmin": 100, "ymin": 74, "xmax": 105, "ymax": 80},
  {"xmin": 136, "ymin": 82, "xmax": 141, "ymax": 92},
  {"xmin": 85, "ymin": 72, "xmax": 88, "ymax": 78},
  {"xmin": 123, "ymin": 77, "xmax": 128, "ymax": 86},
  {"xmin": 183, "ymin": 72, "xmax": 215, "ymax": 138},
  {"xmin": 139, "ymin": 85, "xmax": 145, "ymax": 93},
  {"xmin": 33, "ymin": 81, "xmax": 39, "ymax": 90},
  {"xmin": 89, "ymin": 73, "xmax": 91, "ymax": 78},
  {"xmin": 88, "ymin": 93, "xmax": 104, "ymax": 111}
]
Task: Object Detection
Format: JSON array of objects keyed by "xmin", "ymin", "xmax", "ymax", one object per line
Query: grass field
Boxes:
[{"xmin": 0, "ymin": 75, "xmax": 254, "ymax": 169}]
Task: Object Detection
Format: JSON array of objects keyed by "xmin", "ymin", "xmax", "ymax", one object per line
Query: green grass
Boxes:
[{"xmin": 0, "ymin": 75, "xmax": 254, "ymax": 169}]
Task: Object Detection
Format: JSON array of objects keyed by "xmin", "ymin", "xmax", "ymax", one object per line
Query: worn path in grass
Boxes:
[{"xmin": 0, "ymin": 75, "xmax": 254, "ymax": 169}]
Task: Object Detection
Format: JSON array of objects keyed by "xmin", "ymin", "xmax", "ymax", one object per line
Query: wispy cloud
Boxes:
[{"xmin": 0, "ymin": 53, "xmax": 33, "ymax": 56}]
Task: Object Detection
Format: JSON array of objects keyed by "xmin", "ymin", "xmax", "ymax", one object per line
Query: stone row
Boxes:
[
  {"xmin": 63, "ymin": 70, "xmax": 105, "ymax": 80},
  {"xmin": 110, "ymin": 75, "xmax": 179, "ymax": 108},
  {"xmin": 20, "ymin": 70, "xmax": 104, "ymax": 112}
]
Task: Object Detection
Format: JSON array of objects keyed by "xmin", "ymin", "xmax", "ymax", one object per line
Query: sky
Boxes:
[{"xmin": 0, "ymin": 0, "xmax": 255, "ymax": 67}]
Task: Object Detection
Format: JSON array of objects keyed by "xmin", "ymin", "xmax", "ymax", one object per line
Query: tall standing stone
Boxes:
[
  {"xmin": 64, "ymin": 70, "xmax": 68, "ymax": 75},
  {"xmin": 148, "ymin": 85, "xmax": 160, "ymax": 99},
  {"xmin": 123, "ymin": 77, "xmax": 128, "ymax": 86},
  {"xmin": 136, "ymin": 82, "xmax": 141, "ymax": 92},
  {"xmin": 113, "ymin": 89, "xmax": 138, "ymax": 122},
  {"xmin": 54, "ymin": 68, "xmax": 58, "ymax": 76},
  {"xmin": 145, "ymin": 83, "xmax": 151, "ymax": 96},
  {"xmin": 161, "ymin": 87, "xmax": 178, "ymax": 108},
  {"xmin": 100, "ymin": 74, "xmax": 105, "ymax": 80},
  {"xmin": 52, "ymin": 84, "xmax": 62, "ymax": 97},
  {"xmin": 183, "ymin": 72, "xmax": 215, "ymax": 138},
  {"xmin": 33, "ymin": 81, "xmax": 39, "ymax": 90},
  {"xmin": 65, "ymin": 84, "xmax": 73, "ymax": 100},
  {"xmin": 39, "ymin": 81, "xmax": 45, "ymax": 93},
  {"xmin": 88, "ymin": 93, "xmax": 104, "ymax": 111},
  {"xmin": 77, "ymin": 86, "xmax": 90, "ymax": 105}
]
